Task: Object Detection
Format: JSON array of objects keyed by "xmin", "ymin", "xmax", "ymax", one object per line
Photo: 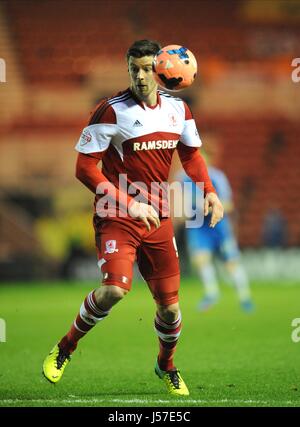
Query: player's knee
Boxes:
[
  {"xmin": 225, "ymin": 259, "xmax": 239, "ymax": 273},
  {"xmin": 95, "ymin": 285, "xmax": 128, "ymax": 308},
  {"xmin": 157, "ymin": 303, "xmax": 180, "ymax": 323},
  {"xmin": 103, "ymin": 285, "xmax": 128, "ymax": 301},
  {"xmin": 192, "ymin": 251, "xmax": 211, "ymax": 268}
]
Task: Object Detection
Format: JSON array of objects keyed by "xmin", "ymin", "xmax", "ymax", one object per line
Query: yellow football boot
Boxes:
[
  {"xmin": 43, "ymin": 344, "xmax": 71, "ymax": 384},
  {"xmin": 155, "ymin": 362, "xmax": 189, "ymax": 396}
]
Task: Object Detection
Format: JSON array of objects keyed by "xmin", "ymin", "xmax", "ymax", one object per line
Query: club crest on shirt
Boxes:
[
  {"xmin": 168, "ymin": 113, "xmax": 178, "ymax": 127},
  {"xmin": 104, "ymin": 240, "xmax": 119, "ymax": 254}
]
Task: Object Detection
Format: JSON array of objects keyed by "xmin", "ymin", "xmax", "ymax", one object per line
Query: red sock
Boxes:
[
  {"xmin": 59, "ymin": 290, "xmax": 109, "ymax": 354},
  {"xmin": 154, "ymin": 312, "xmax": 182, "ymax": 371}
]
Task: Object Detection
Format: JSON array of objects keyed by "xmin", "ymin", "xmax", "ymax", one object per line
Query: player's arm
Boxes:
[
  {"xmin": 177, "ymin": 144, "xmax": 223, "ymax": 227},
  {"xmin": 75, "ymin": 151, "xmax": 131, "ymax": 209},
  {"xmin": 177, "ymin": 103, "xmax": 224, "ymax": 228},
  {"xmin": 76, "ymin": 153, "xmax": 159, "ymax": 229}
]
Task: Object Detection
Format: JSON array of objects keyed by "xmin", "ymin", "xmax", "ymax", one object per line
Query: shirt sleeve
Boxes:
[
  {"xmin": 76, "ymin": 151, "xmax": 133, "ymax": 208},
  {"xmin": 179, "ymin": 102, "xmax": 202, "ymax": 148},
  {"xmin": 75, "ymin": 101, "xmax": 118, "ymax": 154}
]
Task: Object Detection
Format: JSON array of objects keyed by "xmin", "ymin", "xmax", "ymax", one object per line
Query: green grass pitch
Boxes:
[{"xmin": 0, "ymin": 278, "xmax": 299, "ymax": 407}]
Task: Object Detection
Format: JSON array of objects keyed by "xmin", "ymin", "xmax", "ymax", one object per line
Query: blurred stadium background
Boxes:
[{"xmin": 1, "ymin": 0, "xmax": 300, "ymax": 283}]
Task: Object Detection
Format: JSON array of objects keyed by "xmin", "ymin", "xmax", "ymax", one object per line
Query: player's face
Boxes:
[{"xmin": 128, "ymin": 56, "xmax": 158, "ymax": 101}]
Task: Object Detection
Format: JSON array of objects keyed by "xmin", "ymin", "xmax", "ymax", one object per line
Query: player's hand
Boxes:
[
  {"xmin": 204, "ymin": 192, "xmax": 224, "ymax": 228},
  {"xmin": 128, "ymin": 201, "xmax": 160, "ymax": 231}
]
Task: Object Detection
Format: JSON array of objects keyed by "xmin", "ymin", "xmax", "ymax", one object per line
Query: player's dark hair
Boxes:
[{"xmin": 126, "ymin": 39, "xmax": 161, "ymax": 62}]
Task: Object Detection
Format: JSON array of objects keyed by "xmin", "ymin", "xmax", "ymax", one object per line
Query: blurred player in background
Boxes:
[
  {"xmin": 178, "ymin": 140, "xmax": 254, "ymax": 312},
  {"xmin": 42, "ymin": 40, "xmax": 224, "ymax": 396}
]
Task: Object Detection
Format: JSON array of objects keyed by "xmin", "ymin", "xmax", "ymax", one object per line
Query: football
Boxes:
[{"xmin": 152, "ymin": 45, "xmax": 197, "ymax": 91}]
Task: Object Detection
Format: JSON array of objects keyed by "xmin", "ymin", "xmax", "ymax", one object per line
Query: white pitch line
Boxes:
[{"xmin": 0, "ymin": 398, "xmax": 299, "ymax": 405}]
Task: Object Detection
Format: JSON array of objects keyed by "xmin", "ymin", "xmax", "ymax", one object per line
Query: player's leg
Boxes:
[
  {"xmin": 220, "ymin": 237, "xmax": 254, "ymax": 312},
  {"xmin": 43, "ymin": 220, "xmax": 138, "ymax": 383},
  {"xmin": 58, "ymin": 276, "xmax": 129, "ymax": 355},
  {"xmin": 155, "ymin": 302, "xmax": 181, "ymax": 373},
  {"xmin": 191, "ymin": 251, "xmax": 220, "ymax": 311},
  {"xmin": 224, "ymin": 258, "xmax": 254, "ymax": 312},
  {"xmin": 148, "ymin": 276, "xmax": 189, "ymax": 396},
  {"xmin": 137, "ymin": 218, "xmax": 189, "ymax": 395},
  {"xmin": 43, "ymin": 270, "xmax": 131, "ymax": 384},
  {"xmin": 186, "ymin": 228, "xmax": 220, "ymax": 310},
  {"xmin": 150, "ymin": 277, "xmax": 181, "ymax": 372}
]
